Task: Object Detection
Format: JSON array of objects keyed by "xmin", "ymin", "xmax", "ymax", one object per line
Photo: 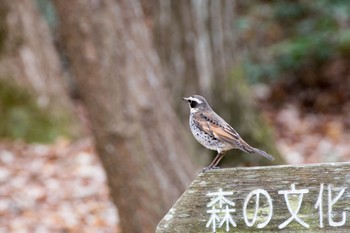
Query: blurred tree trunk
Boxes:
[
  {"xmin": 0, "ymin": 0, "xmax": 71, "ymax": 110},
  {"xmin": 53, "ymin": 0, "xmax": 196, "ymax": 232},
  {"xmin": 0, "ymin": 0, "xmax": 78, "ymax": 141},
  {"xmin": 147, "ymin": 0, "xmax": 284, "ymax": 165},
  {"xmin": 148, "ymin": 0, "xmax": 237, "ymax": 100}
]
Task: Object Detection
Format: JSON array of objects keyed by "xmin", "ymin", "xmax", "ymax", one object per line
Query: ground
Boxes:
[
  {"xmin": 264, "ymin": 104, "xmax": 350, "ymax": 164},
  {"xmin": 0, "ymin": 138, "xmax": 119, "ymax": 233}
]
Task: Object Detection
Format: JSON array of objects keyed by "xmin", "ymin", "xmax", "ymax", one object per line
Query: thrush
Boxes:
[{"xmin": 183, "ymin": 95, "xmax": 274, "ymax": 171}]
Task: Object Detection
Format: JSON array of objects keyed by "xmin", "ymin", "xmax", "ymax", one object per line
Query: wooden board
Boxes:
[{"xmin": 156, "ymin": 162, "xmax": 350, "ymax": 232}]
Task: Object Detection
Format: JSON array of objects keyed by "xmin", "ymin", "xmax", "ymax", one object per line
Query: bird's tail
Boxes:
[
  {"xmin": 240, "ymin": 142, "xmax": 275, "ymax": 161},
  {"xmin": 252, "ymin": 147, "xmax": 275, "ymax": 161}
]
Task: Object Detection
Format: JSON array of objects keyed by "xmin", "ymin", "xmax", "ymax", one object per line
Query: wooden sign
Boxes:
[{"xmin": 156, "ymin": 162, "xmax": 350, "ymax": 232}]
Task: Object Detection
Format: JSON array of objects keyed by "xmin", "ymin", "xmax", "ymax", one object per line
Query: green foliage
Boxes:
[
  {"xmin": 0, "ymin": 80, "xmax": 71, "ymax": 143},
  {"xmin": 237, "ymin": 0, "xmax": 350, "ymax": 83}
]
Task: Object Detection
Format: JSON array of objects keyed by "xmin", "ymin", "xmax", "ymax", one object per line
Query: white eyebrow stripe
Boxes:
[{"xmin": 188, "ymin": 97, "xmax": 202, "ymax": 104}]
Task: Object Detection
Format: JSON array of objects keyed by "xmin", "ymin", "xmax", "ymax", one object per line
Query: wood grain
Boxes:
[{"xmin": 157, "ymin": 162, "xmax": 350, "ymax": 232}]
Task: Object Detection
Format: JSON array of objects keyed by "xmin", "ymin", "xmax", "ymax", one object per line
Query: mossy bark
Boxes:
[{"xmin": 0, "ymin": 80, "xmax": 72, "ymax": 142}]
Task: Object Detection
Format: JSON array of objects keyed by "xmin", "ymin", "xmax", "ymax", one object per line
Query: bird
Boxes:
[{"xmin": 182, "ymin": 95, "xmax": 274, "ymax": 171}]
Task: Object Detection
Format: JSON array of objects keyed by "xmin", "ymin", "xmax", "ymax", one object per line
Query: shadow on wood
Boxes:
[{"xmin": 157, "ymin": 162, "xmax": 350, "ymax": 232}]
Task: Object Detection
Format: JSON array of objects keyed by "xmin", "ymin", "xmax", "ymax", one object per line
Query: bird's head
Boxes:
[{"xmin": 182, "ymin": 95, "xmax": 210, "ymax": 112}]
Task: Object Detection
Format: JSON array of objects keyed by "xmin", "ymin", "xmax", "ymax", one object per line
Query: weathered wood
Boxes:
[{"xmin": 157, "ymin": 162, "xmax": 350, "ymax": 232}]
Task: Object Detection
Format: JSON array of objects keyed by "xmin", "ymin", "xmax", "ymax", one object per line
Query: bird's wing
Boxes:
[
  {"xmin": 194, "ymin": 112, "xmax": 275, "ymax": 161},
  {"xmin": 194, "ymin": 112, "xmax": 241, "ymax": 144}
]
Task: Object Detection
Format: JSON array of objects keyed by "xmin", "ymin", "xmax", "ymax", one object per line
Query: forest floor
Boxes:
[
  {"xmin": 0, "ymin": 138, "xmax": 119, "ymax": 233},
  {"xmin": 262, "ymin": 104, "xmax": 350, "ymax": 164},
  {"xmin": 1, "ymin": 86, "xmax": 350, "ymax": 233}
]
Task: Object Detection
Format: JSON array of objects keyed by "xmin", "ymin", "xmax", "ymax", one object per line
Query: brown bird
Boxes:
[{"xmin": 183, "ymin": 95, "xmax": 274, "ymax": 171}]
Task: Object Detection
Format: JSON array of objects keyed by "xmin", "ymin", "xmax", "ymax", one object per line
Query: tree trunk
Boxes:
[
  {"xmin": 149, "ymin": 0, "xmax": 237, "ymax": 101},
  {"xmin": 0, "ymin": 0, "xmax": 71, "ymax": 110},
  {"xmin": 148, "ymin": 0, "xmax": 284, "ymax": 166},
  {"xmin": 0, "ymin": 0, "xmax": 77, "ymax": 141},
  {"xmin": 53, "ymin": 0, "xmax": 196, "ymax": 232}
]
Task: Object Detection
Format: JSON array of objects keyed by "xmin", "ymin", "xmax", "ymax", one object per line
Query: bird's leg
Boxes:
[
  {"xmin": 202, "ymin": 152, "xmax": 226, "ymax": 172},
  {"xmin": 212, "ymin": 151, "xmax": 226, "ymax": 168}
]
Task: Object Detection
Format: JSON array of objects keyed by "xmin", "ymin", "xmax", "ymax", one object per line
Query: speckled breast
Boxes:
[{"xmin": 189, "ymin": 115, "xmax": 226, "ymax": 152}]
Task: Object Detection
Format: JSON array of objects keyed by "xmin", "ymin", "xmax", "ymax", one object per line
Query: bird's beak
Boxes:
[{"xmin": 182, "ymin": 97, "xmax": 189, "ymax": 101}]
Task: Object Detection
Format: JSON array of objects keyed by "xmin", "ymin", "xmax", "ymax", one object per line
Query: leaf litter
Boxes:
[{"xmin": 0, "ymin": 138, "xmax": 119, "ymax": 233}]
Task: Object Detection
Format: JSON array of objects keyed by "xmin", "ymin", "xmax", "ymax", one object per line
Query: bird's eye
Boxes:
[{"xmin": 190, "ymin": 100, "xmax": 198, "ymax": 108}]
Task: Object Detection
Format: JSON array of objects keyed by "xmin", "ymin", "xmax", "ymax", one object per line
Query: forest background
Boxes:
[{"xmin": 0, "ymin": 0, "xmax": 349, "ymax": 232}]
